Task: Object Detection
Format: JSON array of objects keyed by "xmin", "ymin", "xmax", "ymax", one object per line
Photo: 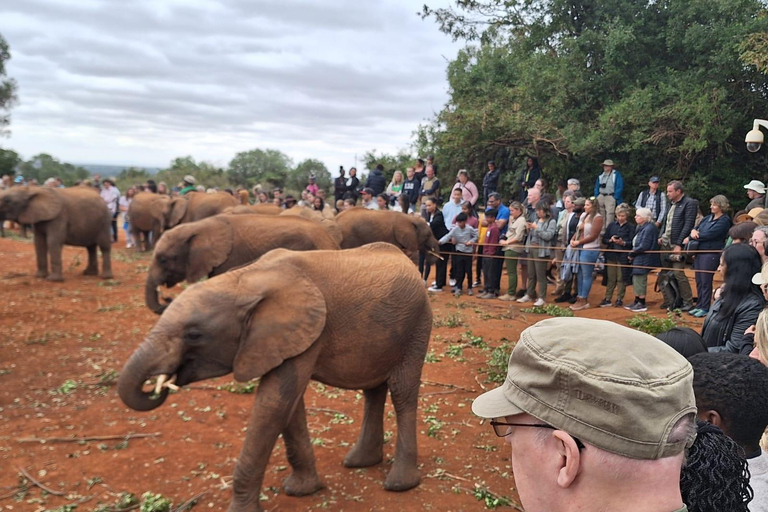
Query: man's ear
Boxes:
[
  {"xmin": 700, "ymin": 409, "xmax": 723, "ymax": 428},
  {"xmin": 553, "ymin": 430, "xmax": 581, "ymax": 489}
]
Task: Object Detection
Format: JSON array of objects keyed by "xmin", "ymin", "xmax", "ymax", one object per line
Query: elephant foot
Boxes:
[
  {"xmin": 34, "ymin": 270, "xmax": 48, "ymax": 279},
  {"xmin": 83, "ymin": 268, "xmax": 98, "ymax": 276},
  {"xmin": 384, "ymin": 465, "xmax": 420, "ymax": 492},
  {"xmin": 100, "ymin": 271, "xmax": 114, "ymax": 279},
  {"xmin": 226, "ymin": 501, "xmax": 263, "ymax": 512},
  {"xmin": 46, "ymin": 274, "xmax": 64, "ymax": 283},
  {"xmin": 282, "ymin": 472, "xmax": 324, "ymax": 497},
  {"xmin": 343, "ymin": 443, "xmax": 383, "ymax": 468}
]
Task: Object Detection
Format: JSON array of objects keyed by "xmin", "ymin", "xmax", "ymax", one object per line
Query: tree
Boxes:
[
  {"xmin": 0, "ymin": 148, "xmax": 20, "ymax": 176},
  {"xmin": 114, "ymin": 167, "xmax": 153, "ymax": 192},
  {"xmin": 227, "ymin": 149, "xmax": 293, "ymax": 189},
  {"xmin": 16, "ymin": 154, "xmax": 90, "ymax": 185},
  {"xmin": 421, "ymin": 0, "xmax": 768, "ymax": 205},
  {"xmin": 0, "ymin": 33, "xmax": 17, "ymax": 138},
  {"xmin": 155, "ymin": 156, "xmax": 230, "ymax": 190},
  {"xmin": 288, "ymin": 159, "xmax": 331, "ymax": 194},
  {"xmin": 362, "ymin": 149, "xmax": 415, "ymax": 183}
]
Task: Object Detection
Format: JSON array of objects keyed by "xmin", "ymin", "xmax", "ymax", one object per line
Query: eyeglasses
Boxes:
[{"xmin": 490, "ymin": 420, "xmax": 586, "ymax": 450}]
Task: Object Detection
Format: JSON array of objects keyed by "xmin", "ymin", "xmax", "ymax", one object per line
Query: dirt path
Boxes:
[{"xmin": 0, "ymin": 236, "xmax": 705, "ymax": 511}]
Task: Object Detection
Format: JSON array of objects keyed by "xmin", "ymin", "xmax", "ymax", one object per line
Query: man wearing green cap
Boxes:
[{"xmin": 472, "ymin": 318, "xmax": 696, "ymax": 512}]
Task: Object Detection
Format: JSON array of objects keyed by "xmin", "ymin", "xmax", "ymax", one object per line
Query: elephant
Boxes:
[
  {"xmin": 0, "ymin": 186, "xmax": 112, "ymax": 281},
  {"xmin": 163, "ymin": 191, "xmax": 239, "ymax": 230},
  {"xmin": 118, "ymin": 243, "xmax": 432, "ymax": 512},
  {"xmin": 128, "ymin": 192, "xmax": 170, "ymax": 251},
  {"xmin": 225, "ymin": 203, "xmax": 283, "ymax": 215},
  {"xmin": 336, "ymin": 207, "xmax": 440, "ymax": 264},
  {"xmin": 145, "ymin": 214, "xmax": 340, "ymax": 314},
  {"xmin": 281, "ymin": 207, "xmax": 343, "ymax": 246}
]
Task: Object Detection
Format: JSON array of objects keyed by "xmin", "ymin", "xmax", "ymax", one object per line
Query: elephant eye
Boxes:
[{"xmin": 184, "ymin": 329, "xmax": 204, "ymax": 344}]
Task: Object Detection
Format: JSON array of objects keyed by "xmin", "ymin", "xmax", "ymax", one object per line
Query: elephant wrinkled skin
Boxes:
[
  {"xmin": 0, "ymin": 187, "xmax": 112, "ymax": 281},
  {"xmin": 118, "ymin": 243, "xmax": 432, "ymax": 512},
  {"xmin": 163, "ymin": 191, "xmax": 239, "ymax": 230},
  {"xmin": 128, "ymin": 192, "xmax": 170, "ymax": 251},
  {"xmin": 145, "ymin": 214, "xmax": 340, "ymax": 314}
]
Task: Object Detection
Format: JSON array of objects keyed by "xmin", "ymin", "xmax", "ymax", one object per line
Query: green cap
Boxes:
[{"xmin": 472, "ymin": 318, "xmax": 696, "ymax": 460}]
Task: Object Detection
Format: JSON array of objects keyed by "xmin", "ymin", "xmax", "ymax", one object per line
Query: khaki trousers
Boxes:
[{"xmin": 597, "ymin": 194, "xmax": 616, "ymax": 228}]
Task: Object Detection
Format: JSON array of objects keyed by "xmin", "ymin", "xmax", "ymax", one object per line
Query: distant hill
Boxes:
[{"xmin": 77, "ymin": 164, "xmax": 161, "ymax": 177}]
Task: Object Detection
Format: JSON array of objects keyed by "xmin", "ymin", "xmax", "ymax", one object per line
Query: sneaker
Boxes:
[
  {"xmin": 516, "ymin": 294, "xmax": 533, "ymax": 303},
  {"xmin": 454, "ymin": 290, "xmax": 461, "ymax": 298},
  {"xmin": 427, "ymin": 286, "xmax": 443, "ymax": 292},
  {"xmin": 598, "ymin": 299, "xmax": 612, "ymax": 308},
  {"xmin": 554, "ymin": 293, "xmax": 572, "ymax": 303},
  {"xmin": 570, "ymin": 298, "xmax": 590, "ymax": 311},
  {"xmin": 472, "ymin": 281, "xmax": 482, "ymax": 288},
  {"xmin": 629, "ymin": 302, "xmax": 648, "ymax": 312},
  {"xmin": 613, "ymin": 299, "xmax": 624, "ymax": 308},
  {"xmin": 431, "ymin": 281, "xmax": 436, "ymax": 287},
  {"xmin": 624, "ymin": 301, "xmax": 638, "ymax": 311},
  {"xmin": 679, "ymin": 303, "xmax": 694, "ymax": 312},
  {"xmin": 498, "ymin": 294, "xmax": 515, "ymax": 301},
  {"xmin": 449, "ymin": 279, "xmax": 457, "ymax": 287},
  {"xmin": 467, "ymin": 289, "xmax": 473, "ymax": 296},
  {"xmin": 688, "ymin": 308, "xmax": 702, "ymax": 316},
  {"xmin": 692, "ymin": 309, "xmax": 708, "ymax": 318},
  {"xmin": 480, "ymin": 292, "xmax": 497, "ymax": 299},
  {"xmin": 533, "ymin": 298, "xmax": 546, "ymax": 307}
]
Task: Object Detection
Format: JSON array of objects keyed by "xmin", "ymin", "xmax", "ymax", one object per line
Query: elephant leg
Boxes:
[
  {"xmin": 281, "ymin": 397, "xmax": 323, "ymax": 497},
  {"xmin": 46, "ymin": 230, "xmax": 65, "ymax": 282},
  {"xmin": 343, "ymin": 382, "xmax": 387, "ymax": 468},
  {"xmin": 33, "ymin": 229, "xmax": 48, "ymax": 278},
  {"xmin": 83, "ymin": 245, "xmax": 99, "ymax": 275},
  {"xmin": 131, "ymin": 227, "xmax": 142, "ymax": 251},
  {"xmin": 383, "ymin": 362, "xmax": 425, "ymax": 491},
  {"xmin": 229, "ymin": 354, "xmax": 318, "ymax": 512},
  {"xmin": 99, "ymin": 239, "xmax": 113, "ymax": 279}
]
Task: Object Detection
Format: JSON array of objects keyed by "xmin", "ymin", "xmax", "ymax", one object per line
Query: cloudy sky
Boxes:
[{"xmin": 1, "ymin": 0, "xmax": 461, "ymax": 171}]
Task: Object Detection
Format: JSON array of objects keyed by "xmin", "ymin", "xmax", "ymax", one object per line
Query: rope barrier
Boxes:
[{"xmin": 474, "ymin": 242, "xmax": 725, "ymax": 254}]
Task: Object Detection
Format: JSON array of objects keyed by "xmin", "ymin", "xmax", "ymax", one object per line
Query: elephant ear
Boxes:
[
  {"xmin": 19, "ymin": 189, "xmax": 63, "ymax": 225},
  {"xmin": 165, "ymin": 198, "xmax": 188, "ymax": 228},
  {"xmin": 233, "ymin": 263, "xmax": 327, "ymax": 381},
  {"xmin": 186, "ymin": 217, "xmax": 234, "ymax": 282}
]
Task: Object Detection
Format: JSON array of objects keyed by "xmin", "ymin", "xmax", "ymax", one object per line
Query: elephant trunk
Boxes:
[
  {"xmin": 145, "ymin": 272, "xmax": 167, "ymax": 315},
  {"xmin": 117, "ymin": 343, "xmax": 170, "ymax": 411}
]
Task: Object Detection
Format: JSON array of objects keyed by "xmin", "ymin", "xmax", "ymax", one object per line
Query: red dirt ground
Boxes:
[{"xmin": 0, "ymin": 235, "xmax": 706, "ymax": 511}]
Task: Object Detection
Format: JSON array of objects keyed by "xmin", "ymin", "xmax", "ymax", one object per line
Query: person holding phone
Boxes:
[{"xmin": 599, "ymin": 204, "xmax": 635, "ymax": 307}]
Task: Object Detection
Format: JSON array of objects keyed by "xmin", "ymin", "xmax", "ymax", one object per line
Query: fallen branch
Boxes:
[
  {"xmin": 172, "ymin": 491, "xmax": 208, "ymax": 512},
  {"xmin": 422, "ymin": 380, "xmax": 476, "ymax": 392},
  {"xmin": 18, "ymin": 467, "xmax": 65, "ymax": 496},
  {"xmin": 306, "ymin": 407, "xmax": 346, "ymax": 416},
  {"xmin": 17, "ymin": 432, "xmax": 161, "ymax": 444},
  {"xmin": 474, "ymin": 376, "xmax": 487, "ymax": 391},
  {"xmin": 421, "ymin": 389, "xmax": 458, "ymax": 397},
  {"xmin": 0, "ymin": 488, "xmax": 19, "ymax": 501}
]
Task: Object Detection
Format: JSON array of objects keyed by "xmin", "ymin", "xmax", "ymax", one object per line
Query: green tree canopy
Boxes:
[
  {"xmin": 421, "ymin": 0, "xmax": 768, "ymax": 206},
  {"xmin": 227, "ymin": 149, "xmax": 293, "ymax": 189},
  {"xmin": 0, "ymin": 33, "xmax": 17, "ymax": 138},
  {"xmin": 155, "ymin": 156, "xmax": 230, "ymax": 190},
  {"xmin": 363, "ymin": 149, "xmax": 415, "ymax": 182},
  {"xmin": 16, "ymin": 153, "xmax": 90, "ymax": 186},
  {"xmin": 0, "ymin": 148, "xmax": 20, "ymax": 176},
  {"xmin": 288, "ymin": 158, "xmax": 331, "ymax": 194}
]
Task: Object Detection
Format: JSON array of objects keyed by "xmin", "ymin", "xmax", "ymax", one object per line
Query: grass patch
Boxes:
[
  {"xmin": 485, "ymin": 340, "xmax": 513, "ymax": 384},
  {"xmin": 473, "ymin": 485, "xmax": 513, "ymax": 509},
  {"xmin": 424, "ymin": 350, "xmax": 442, "ymax": 363},
  {"xmin": 434, "ymin": 313, "xmax": 465, "ymax": 328},
  {"xmin": 218, "ymin": 380, "xmax": 257, "ymax": 394},
  {"xmin": 520, "ymin": 304, "xmax": 574, "ymax": 317},
  {"xmin": 51, "ymin": 379, "xmax": 79, "ymax": 395},
  {"xmin": 626, "ymin": 312, "xmax": 678, "ymax": 335}
]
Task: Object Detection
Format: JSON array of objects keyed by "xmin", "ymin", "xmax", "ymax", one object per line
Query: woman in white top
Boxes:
[
  {"xmin": 119, "ymin": 187, "xmax": 136, "ymax": 248},
  {"xmin": 570, "ymin": 196, "xmax": 604, "ymax": 311},
  {"xmin": 386, "ymin": 171, "xmax": 404, "ymax": 206}
]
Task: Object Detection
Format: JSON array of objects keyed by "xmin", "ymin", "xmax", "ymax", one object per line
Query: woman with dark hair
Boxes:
[
  {"xmin": 518, "ymin": 156, "xmax": 542, "ymax": 202},
  {"xmin": 656, "ymin": 327, "xmax": 708, "ymax": 358},
  {"xmin": 701, "ymin": 244, "xmax": 765, "ymax": 354},
  {"xmin": 345, "ymin": 168, "xmax": 360, "ymax": 202},
  {"xmin": 729, "ymin": 221, "xmax": 757, "ymax": 244}
]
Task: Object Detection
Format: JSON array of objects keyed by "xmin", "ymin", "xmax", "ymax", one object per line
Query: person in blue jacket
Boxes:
[
  {"xmin": 625, "ymin": 207, "xmax": 661, "ymax": 312},
  {"xmin": 685, "ymin": 195, "xmax": 733, "ymax": 317},
  {"xmin": 593, "ymin": 159, "xmax": 624, "ymax": 227}
]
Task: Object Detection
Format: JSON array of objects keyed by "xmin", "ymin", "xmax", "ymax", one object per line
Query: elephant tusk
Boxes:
[
  {"xmin": 428, "ymin": 250, "xmax": 444, "ymax": 261},
  {"xmin": 165, "ymin": 375, "xmax": 179, "ymax": 391},
  {"xmin": 154, "ymin": 374, "xmax": 168, "ymax": 395}
]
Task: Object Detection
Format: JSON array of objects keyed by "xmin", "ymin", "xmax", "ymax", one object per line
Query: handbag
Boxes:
[{"xmin": 684, "ymin": 239, "xmax": 700, "ymax": 255}]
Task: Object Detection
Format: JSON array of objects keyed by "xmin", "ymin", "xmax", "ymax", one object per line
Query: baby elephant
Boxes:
[
  {"xmin": 118, "ymin": 243, "xmax": 432, "ymax": 512},
  {"xmin": 0, "ymin": 186, "xmax": 112, "ymax": 281}
]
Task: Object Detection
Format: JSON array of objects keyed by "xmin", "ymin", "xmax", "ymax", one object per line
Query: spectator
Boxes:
[
  {"xmin": 625, "ymin": 207, "xmax": 661, "ymax": 312},
  {"xmin": 554, "ymin": 193, "xmax": 582, "ymax": 304},
  {"xmin": 516, "ymin": 156, "xmax": 540, "ymax": 202},
  {"xmin": 518, "ymin": 201, "xmax": 557, "ymax": 306},
  {"xmin": 157, "ymin": 182, "xmax": 168, "ymax": 195},
  {"xmin": 751, "ymin": 226, "xmax": 768, "ymax": 264},
  {"xmin": 119, "ymin": 187, "xmax": 136, "ymax": 249},
  {"xmin": 499, "ymin": 201, "xmax": 527, "ymax": 301},
  {"xmin": 659, "ymin": 180, "xmax": 697, "ymax": 311},
  {"xmin": 312, "ymin": 196, "xmax": 327, "ymax": 213},
  {"xmin": 635, "ymin": 176, "xmax": 667, "ymax": 228},
  {"xmin": 745, "ymin": 179, "xmax": 766, "ymax": 210},
  {"xmin": 534, "ymin": 177, "xmax": 547, "ymax": 194},
  {"xmin": 426, "ymin": 154, "xmax": 438, "ymax": 174},
  {"xmin": 393, "ymin": 194, "xmax": 411, "ymax": 214},
  {"xmin": 686, "ymin": 195, "xmax": 732, "ymax": 317},
  {"xmin": 472, "ymin": 318, "xmax": 698, "ymax": 512},
  {"xmin": 751, "ymin": 307, "xmax": 768, "ymax": 365},
  {"xmin": 569, "ymin": 196, "xmax": 603, "ymax": 311},
  {"xmin": 478, "ymin": 208, "xmax": 501, "ymax": 299},
  {"xmin": 425, "ymin": 198, "xmax": 450, "ymax": 293},
  {"xmin": 306, "ymin": 174, "xmax": 319, "ymax": 196},
  {"xmin": 730, "ymin": 220, "xmax": 758, "ymax": 244},
  {"xmin": 413, "ymin": 158, "xmax": 426, "ymax": 183},
  {"xmin": 439, "ymin": 212, "xmax": 478, "ymax": 297},
  {"xmin": 257, "ymin": 190, "xmax": 269, "ymax": 204},
  {"xmin": 442, "ymin": 188, "xmax": 463, "ymax": 229},
  {"xmin": 92, "ymin": 174, "xmax": 102, "ymax": 190},
  {"xmin": 599, "ymin": 203, "xmax": 635, "ymax": 308},
  {"xmin": 44, "ymin": 177, "xmax": 57, "ymax": 187},
  {"xmin": 1, "ymin": 174, "xmax": 11, "ymax": 190},
  {"xmin": 459, "ymin": 201, "xmax": 478, "ymax": 228},
  {"xmin": 656, "ymin": 327, "xmax": 708, "ymax": 358},
  {"xmin": 376, "ymin": 194, "xmax": 389, "ymax": 211},
  {"xmin": 419, "ymin": 165, "xmax": 440, "ymax": 218},
  {"xmin": 335, "ymin": 199, "xmax": 344, "ymax": 212},
  {"xmin": 100, "ymin": 179, "xmax": 121, "ymax": 243},
  {"xmin": 343, "ymin": 198, "xmax": 356, "ymax": 211},
  {"xmin": 386, "ymin": 170, "xmax": 405, "ymax": 205},
  {"xmin": 517, "ymin": 188, "xmax": 542, "ymax": 295},
  {"xmin": 702, "ymin": 244, "xmax": 763, "ymax": 354},
  {"xmin": 346, "ymin": 168, "xmax": 360, "ymax": 202},
  {"xmin": 567, "ymin": 178, "xmax": 580, "ymax": 192},
  {"xmin": 402, "ymin": 167, "xmax": 420, "ymax": 212},
  {"xmin": 179, "ymin": 175, "xmax": 196, "ymax": 195},
  {"xmin": 486, "ymin": 192, "xmax": 510, "ymax": 293},
  {"xmin": 273, "ymin": 196, "xmax": 283, "ymax": 208},
  {"xmin": 334, "ymin": 167, "xmax": 347, "ymax": 206},
  {"xmin": 690, "ymin": 352, "xmax": 768, "ymax": 512},
  {"xmin": 452, "ymin": 169, "xmax": 479, "ymax": 207},
  {"xmin": 365, "ymin": 164, "xmax": 387, "ymax": 196},
  {"xmin": 361, "ymin": 188, "xmax": 378, "ymax": 210},
  {"xmin": 593, "ymin": 159, "xmax": 624, "ymax": 227},
  {"xmin": 555, "ymin": 179, "xmax": 567, "ymax": 203},
  {"xmin": 483, "ymin": 160, "xmax": 501, "ymax": 204}
]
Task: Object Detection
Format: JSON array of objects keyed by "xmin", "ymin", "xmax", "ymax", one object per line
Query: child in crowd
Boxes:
[
  {"xmin": 477, "ymin": 208, "xmax": 501, "ymax": 299},
  {"xmin": 439, "ymin": 212, "xmax": 478, "ymax": 297}
]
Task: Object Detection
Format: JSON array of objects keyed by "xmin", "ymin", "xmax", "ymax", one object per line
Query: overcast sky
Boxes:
[{"xmin": 1, "ymin": 0, "xmax": 461, "ymax": 172}]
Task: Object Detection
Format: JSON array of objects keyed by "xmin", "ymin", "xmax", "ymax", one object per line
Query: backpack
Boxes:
[{"xmin": 655, "ymin": 270, "xmax": 683, "ymax": 309}]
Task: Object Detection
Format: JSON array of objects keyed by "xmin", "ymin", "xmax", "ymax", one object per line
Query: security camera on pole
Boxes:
[{"xmin": 746, "ymin": 118, "xmax": 768, "ymax": 153}]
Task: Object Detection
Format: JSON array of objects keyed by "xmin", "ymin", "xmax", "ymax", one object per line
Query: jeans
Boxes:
[
  {"xmin": 693, "ymin": 253, "xmax": 719, "ymax": 310},
  {"xmin": 577, "ymin": 249, "xmax": 600, "ymax": 299}
]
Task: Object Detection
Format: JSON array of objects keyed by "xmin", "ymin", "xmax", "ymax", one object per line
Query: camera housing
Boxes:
[{"xmin": 746, "ymin": 128, "xmax": 764, "ymax": 153}]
